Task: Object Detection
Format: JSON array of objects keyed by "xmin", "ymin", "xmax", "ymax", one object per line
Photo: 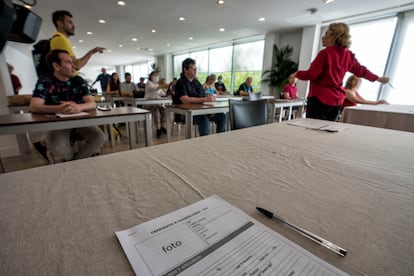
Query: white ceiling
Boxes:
[{"xmin": 13, "ymin": 0, "xmax": 414, "ymax": 67}]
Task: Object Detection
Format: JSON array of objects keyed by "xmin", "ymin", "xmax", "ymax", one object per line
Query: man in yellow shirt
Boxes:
[{"xmin": 50, "ymin": 10, "xmax": 104, "ymax": 71}]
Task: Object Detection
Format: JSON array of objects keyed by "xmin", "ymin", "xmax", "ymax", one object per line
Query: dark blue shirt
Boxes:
[
  {"xmin": 95, "ymin": 73, "xmax": 111, "ymax": 91},
  {"xmin": 173, "ymin": 76, "xmax": 205, "ymax": 104}
]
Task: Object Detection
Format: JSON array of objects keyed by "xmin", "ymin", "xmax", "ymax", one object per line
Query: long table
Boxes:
[
  {"xmin": 165, "ymin": 101, "xmax": 229, "ymax": 141},
  {"xmin": 0, "ymin": 106, "xmax": 152, "ymax": 153},
  {"xmin": 0, "ymin": 120, "xmax": 413, "ymax": 275},
  {"xmin": 341, "ymin": 104, "xmax": 414, "ymax": 132}
]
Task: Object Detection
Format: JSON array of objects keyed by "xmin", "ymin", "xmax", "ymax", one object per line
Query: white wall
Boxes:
[
  {"xmin": 261, "ymin": 29, "xmax": 303, "ymax": 96},
  {"xmin": 4, "ymin": 42, "xmax": 38, "ymax": 95}
]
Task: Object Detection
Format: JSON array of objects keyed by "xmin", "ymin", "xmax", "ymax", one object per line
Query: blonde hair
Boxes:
[
  {"xmin": 328, "ymin": 22, "xmax": 351, "ymax": 48},
  {"xmin": 345, "ymin": 75, "xmax": 361, "ymax": 89}
]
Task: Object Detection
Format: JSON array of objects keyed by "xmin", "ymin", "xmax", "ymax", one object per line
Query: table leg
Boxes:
[
  {"xmin": 144, "ymin": 113, "xmax": 153, "ymax": 146},
  {"xmin": 278, "ymin": 107, "xmax": 283, "ymax": 122},
  {"xmin": 186, "ymin": 111, "xmax": 193, "ymax": 139},
  {"xmin": 127, "ymin": 121, "xmax": 137, "ymax": 149},
  {"xmin": 288, "ymin": 106, "xmax": 293, "ymax": 121},
  {"xmin": 166, "ymin": 111, "xmax": 172, "ymax": 142}
]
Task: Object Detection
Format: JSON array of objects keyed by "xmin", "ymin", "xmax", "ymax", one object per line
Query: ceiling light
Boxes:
[
  {"xmin": 166, "ymin": 43, "xmax": 171, "ymax": 47},
  {"xmin": 118, "ymin": 44, "xmax": 123, "ymax": 48},
  {"xmin": 23, "ymin": 5, "xmax": 31, "ymax": 9},
  {"xmin": 132, "ymin": 38, "xmax": 138, "ymax": 41},
  {"xmin": 98, "ymin": 19, "xmax": 106, "ymax": 24},
  {"xmin": 78, "ymin": 40, "xmax": 84, "ymax": 43},
  {"xmin": 86, "ymin": 31, "xmax": 93, "ymax": 35},
  {"xmin": 72, "ymin": 46, "xmax": 76, "ymax": 49},
  {"xmin": 179, "ymin": 17, "xmax": 185, "ymax": 21},
  {"xmin": 107, "ymin": 50, "xmax": 112, "ymax": 53},
  {"xmin": 117, "ymin": 1, "xmax": 126, "ymax": 6},
  {"xmin": 188, "ymin": 37, "xmax": 193, "ymax": 40},
  {"xmin": 148, "ymin": 49, "xmax": 153, "ymax": 52},
  {"xmin": 217, "ymin": 0, "xmax": 224, "ymax": 5},
  {"xmin": 322, "ymin": 0, "xmax": 334, "ymax": 3},
  {"xmin": 219, "ymin": 28, "xmax": 225, "ymax": 32},
  {"xmin": 258, "ymin": 17, "xmax": 266, "ymax": 22},
  {"xmin": 152, "ymin": 29, "xmax": 156, "ymax": 33}
]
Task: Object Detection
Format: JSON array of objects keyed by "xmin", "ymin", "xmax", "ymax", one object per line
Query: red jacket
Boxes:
[{"xmin": 296, "ymin": 46, "xmax": 378, "ymax": 106}]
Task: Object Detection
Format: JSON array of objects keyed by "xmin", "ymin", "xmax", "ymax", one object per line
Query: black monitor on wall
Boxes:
[
  {"xmin": 0, "ymin": 0, "xmax": 15, "ymax": 53},
  {"xmin": 8, "ymin": 4, "xmax": 42, "ymax": 44}
]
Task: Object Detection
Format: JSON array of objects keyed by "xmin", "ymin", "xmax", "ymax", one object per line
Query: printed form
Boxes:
[{"xmin": 116, "ymin": 195, "xmax": 348, "ymax": 276}]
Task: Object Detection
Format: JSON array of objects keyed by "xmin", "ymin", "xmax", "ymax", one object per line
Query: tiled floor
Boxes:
[{"xmin": 1, "ymin": 124, "xmax": 188, "ymax": 173}]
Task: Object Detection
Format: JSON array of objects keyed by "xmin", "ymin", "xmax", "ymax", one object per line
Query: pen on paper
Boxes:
[{"xmin": 256, "ymin": 207, "xmax": 347, "ymax": 257}]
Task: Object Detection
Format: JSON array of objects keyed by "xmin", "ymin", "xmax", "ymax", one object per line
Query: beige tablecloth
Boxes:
[
  {"xmin": 1, "ymin": 120, "xmax": 413, "ymax": 275},
  {"xmin": 341, "ymin": 104, "xmax": 414, "ymax": 132}
]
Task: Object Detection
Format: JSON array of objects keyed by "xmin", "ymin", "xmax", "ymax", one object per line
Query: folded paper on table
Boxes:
[
  {"xmin": 288, "ymin": 119, "xmax": 348, "ymax": 132},
  {"xmin": 55, "ymin": 111, "xmax": 89, "ymax": 118},
  {"xmin": 116, "ymin": 195, "xmax": 348, "ymax": 276}
]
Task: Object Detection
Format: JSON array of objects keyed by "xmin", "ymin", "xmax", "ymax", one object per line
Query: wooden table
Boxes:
[
  {"xmin": 110, "ymin": 97, "xmax": 173, "ymax": 107},
  {"xmin": 0, "ymin": 107, "xmax": 152, "ymax": 160},
  {"xmin": 0, "ymin": 120, "xmax": 413, "ymax": 275},
  {"xmin": 341, "ymin": 104, "xmax": 414, "ymax": 132},
  {"xmin": 165, "ymin": 101, "xmax": 229, "ymax": 141}
]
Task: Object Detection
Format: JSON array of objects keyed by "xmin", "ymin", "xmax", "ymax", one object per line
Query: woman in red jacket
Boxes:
[{"xmin": 295, "ymin": 22, "xmax": 389, "ymax": 121}]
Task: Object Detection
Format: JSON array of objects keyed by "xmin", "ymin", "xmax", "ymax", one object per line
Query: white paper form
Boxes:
[{"xmin": 116, "ymin": 195, "xmax": 348, "ymax": 276}]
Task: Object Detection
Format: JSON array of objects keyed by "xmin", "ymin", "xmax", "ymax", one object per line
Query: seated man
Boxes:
[
  {"xmin": 173, "ymin": 58, "xmax": 226, "ymax": 136},
  {"xmin": 30, "ymin": 49, "xmax": 106, "ymax": 161},
  {"xmin": 120, "ymin": 72, "xmax": 138, "ymax": 97},
  {"xmin": 237, "ymin": 77, "xmax": 253, "ymax": 96}
]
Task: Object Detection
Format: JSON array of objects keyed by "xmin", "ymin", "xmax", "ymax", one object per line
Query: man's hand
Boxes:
[
  {"xmin": 91, "ymin": 47, "xmax": 105, "ymax": 54},
  {"xmin": 206, "ymin": 94, "xmax": 216, "ymax": 102},
  {"xmin": 59, "ymin": 102, "xmax": 82, "ymax": 114}
]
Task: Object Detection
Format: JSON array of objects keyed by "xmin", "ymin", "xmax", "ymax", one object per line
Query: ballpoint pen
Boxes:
[
  {"xmin": 256, "ymin": 207, "xmax": 347, "ymax": 257},
  {"xmin": 387, "ymin": 82, "xmax": 394, "ymax": 89}
]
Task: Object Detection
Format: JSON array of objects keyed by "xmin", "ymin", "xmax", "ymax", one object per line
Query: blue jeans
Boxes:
[{"xmin": 194, "ymin": 113, "xmax": 227, "ymax": 136}]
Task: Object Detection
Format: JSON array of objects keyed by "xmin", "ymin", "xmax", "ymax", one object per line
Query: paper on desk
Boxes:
[
  {"xmin": 55, "ymin": 111, "xmax": 89, "ymax": 118},
  {"xmin": 116, "ymin": 195, "xmax": 348, "ymax": 276},
  {"xmin": 288, "ymin": 119, "xmax": 348, "ymax": 132}
]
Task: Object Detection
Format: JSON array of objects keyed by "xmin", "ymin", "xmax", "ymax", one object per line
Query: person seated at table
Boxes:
[
  {"xmin": 166, "ymin": 77, "xmax": 177, "ymax": 96},
  {"xmin": 29, "ymin": 49, "xmax": 106, "ymax": 162},
  {"xmin": 214, "ymin": 75, "xmax": 229, "ymax": 95},
  {"xmin": 145, "ymin": 71, "xmax": 167, "ymax": 138},
  {"xmin": 203, "ymin": 74, "xmax": 219, "ymax": 96},
  {"xmin": 106, "ymin": 72, "xmax": 121, "ymax": 97},
  {"xmin": 342, "ymin": 75, "xmax": 388, "ymax": 110},
  {"xmin": 120, "ymin": 72, "xmax": 138, "ymax": 98},
  {"xmin": 282, "ymin": 73, "xmax": 298, "ymax": 100},
  {"xmin": 237, "ymin": 77, "xmax": 253, "ymax": 96},
  {"xmin": 173, "ymin": 58, "xmax": 226, "ymax": 136}
]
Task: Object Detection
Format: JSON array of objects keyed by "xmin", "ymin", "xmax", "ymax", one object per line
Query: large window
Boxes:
[
  {"xmin": 124, "ymin": 60, "xmax": 154, "ymax": 83},
  {"xmin": 210, "ymin": 46, "xmax": 233, "ymax": 91},
  {"xmin": 385, "ymin": 11, "xmax": 414, "ymax": 104},
  {"xmin": 346, "ymin": 17, "xmax": 397, "ymax": 101},
  {"xmin": 233, "ymin": 41, "xmax": 264, "ymax": 92},
  {"xmin": 172, "ymin": 40, "xmax": 264, "ymax": 93}
]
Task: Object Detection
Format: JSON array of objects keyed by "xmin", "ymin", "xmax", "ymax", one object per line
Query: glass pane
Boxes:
[
  {"xmin": 234, "ymin": 41, "xmax": 264, "ymax": 71},
  {"xmin": 386, "ymin": 12, "xmax": 414, "ymax": 104},
  {"xmin": 173, "ymin": 54, "xmax": 188, "ymax": 78},
  {"xmin": 233, "ymin": 40, "xmax": 264, "ymax": 92},
  {"xmin": 210, "ymin": 46, "xmax": 233, "ymax": 91},
  {"xmin": 190, "ymin": 50, "xmax": 208, "ymax": 73},
  {"xmin": 347, "ymin": 17, "xmax": 397, "ymax": 100}
]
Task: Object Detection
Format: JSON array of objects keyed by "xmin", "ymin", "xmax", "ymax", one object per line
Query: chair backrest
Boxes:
[
  {"xmin": 229, "ymin": 99, "xmax": 268, "ymax": 130},
  {"xmin": 249, "ymin": 92, "xmax": 262, "ymax": 101}
]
